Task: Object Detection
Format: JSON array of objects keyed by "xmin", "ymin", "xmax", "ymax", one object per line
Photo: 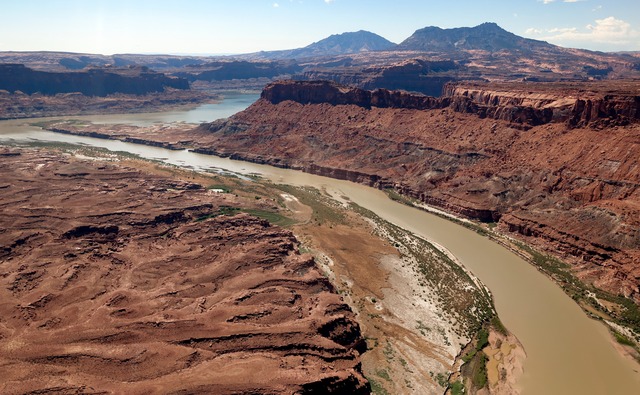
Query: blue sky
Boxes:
[{"xmin": 1, "ymin": 0, "xmax": 638, "ymax": 54}]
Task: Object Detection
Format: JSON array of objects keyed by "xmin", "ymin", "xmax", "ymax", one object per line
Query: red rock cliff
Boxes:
[
  {"xmin": 195, "ymin": 80, "xmax": 640, "ymax": 303},
  {"xmin": 262, "ymin": 79, "xmax": 640, "ymax": 128}
]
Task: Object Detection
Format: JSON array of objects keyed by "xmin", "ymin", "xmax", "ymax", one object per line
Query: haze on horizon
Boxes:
[{"xmin": 2, "ymin": 0, "xmax": 639, "ymax": 55}]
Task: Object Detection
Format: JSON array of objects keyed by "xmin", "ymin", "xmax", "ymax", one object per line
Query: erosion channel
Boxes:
[{"xmin": 1, "ymin": 94, "xmax": 639, "ymax": 394}]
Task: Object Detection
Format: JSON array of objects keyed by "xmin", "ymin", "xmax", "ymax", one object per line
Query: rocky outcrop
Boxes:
[
  {"xmin": 296, "ymin": 59, "xmax": 460, "ymax": 97},
  {"xmin": 444, "ymin": 82, "xmax": 640, "ymax": 128},
  {"xmin": 176, "ymin": 60, "xmax": 302, "ymax": 82},
  {"xmin": 0, "ymin": 150, "xmax": 369, "ymax": 394},
  {"xmin": 0, "ymin": 63, "xmax": 188, "ymax": 96},
  {"xmin": 263, "ymin": 79, "xmax": 446, "ymax": 109},
  {"xmin": 264, "ymin": 79, "xmax": 640, "ymax": 128}
]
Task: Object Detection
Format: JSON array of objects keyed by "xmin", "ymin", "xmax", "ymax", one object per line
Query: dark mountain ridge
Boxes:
[
  {"xmin": 244, "ymin": 30, "xmax": 395, "ymax": 60},
  {"xmin": 397, "ymin": 22, "xmax": 555, "ymax": 52}
]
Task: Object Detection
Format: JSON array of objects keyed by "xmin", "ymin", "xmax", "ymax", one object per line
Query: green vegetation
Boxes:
[
  {"xmin": 450, "ymin": 380, "xmax": 466, "ymax": 395},
  {"xmin": 195, "ymin": 206, "xmax": 240, "ymax": 222},
  {"xmin": 459, "ymin": 323, "xmax": 494, "ymax": 390},
  {"xmin": 349, "ymin": 200, "xmax": 494, "ymax": 337},
  {"xmin": 512, "ymin": 240, "xmax": 640, "ymax": 347},
  {"xmin": 471, "ymin": 353, "xmax": 488, "ymax": 388},
  {"xmin": 476, "ymin": 328, "xmax": 489, "ymax": 350},
  {"xmin": 462, "ymin": 326, "xmax": 490, "ymax": 363},
  {"xmin": 491, "ymin": 316, "xmax": 508, "ymax": 336},
  {"xmin": 242, "ymin": 208, "xmax": 296, "ymax": 227},
  {"xmin": 384, "ymin": 188, "xmax": 414, "ymax": 206},
  {"xmin": 375, "ymin": 369, "xmax": 392, "ymax": 382},
  {"xmin": 613, "ymin": 331, "xmax": 636, "ymax": 347},
  {"xmin": 368, "ymin": 378, "xmax": 391, "ymax": 395},
  {"xmin": 274, "ymin": 184, "xmax": 346, "ymax": 225},
  {"xmin": 434, "ymin": 372, "xmax": 449, "ymax": 388},
  {"xmin": 382, "ymin": 341, "xmax": 395, "ymax": 361}
]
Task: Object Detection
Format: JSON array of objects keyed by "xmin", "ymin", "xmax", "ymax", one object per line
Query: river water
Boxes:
[{"xmin": 1, "ymin": 95, "xmax": 638, "ymax": 394}]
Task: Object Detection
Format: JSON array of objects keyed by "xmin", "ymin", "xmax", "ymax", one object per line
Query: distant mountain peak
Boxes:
[
  {"xmin": 397, "ymin": 22, "xmax": 552, "ymax": 52},
  {"xmin": 301, "ymin": 30, "xmax": 395, "ymax": 57},
  {"xmin": 245, "ymin": 30, "xmax": 395, "ymax": 60}
]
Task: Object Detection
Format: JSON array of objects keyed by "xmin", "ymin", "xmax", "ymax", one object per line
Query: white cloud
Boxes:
[
  {"xmin": 273, "ymin": 2, "xmax": 279, "ymax": 7},
  {"xmin": 529, "ymin": 16, "xmax": 639, "ymax": 48},
  {"xmin": 324, "ymin": 0, "xmax": 335, "ymax": 3}
]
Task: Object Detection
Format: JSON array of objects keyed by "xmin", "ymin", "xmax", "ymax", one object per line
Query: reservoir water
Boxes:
[{"xmin": 1, "ymin": 95, "xmax": 639, "ymax": 394}]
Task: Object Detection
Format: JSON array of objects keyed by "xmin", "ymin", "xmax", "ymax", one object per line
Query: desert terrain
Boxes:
[
  {"xmin": 0, "ymin": 148, "xmax": 370, "ymax": 394},
  {"xmin": 41, "ymin": 78, "xmax": 640, "ymax": 356},
  {"xmin": 3, "ymin": 19, "xmax": 640, "ymax": 394}
]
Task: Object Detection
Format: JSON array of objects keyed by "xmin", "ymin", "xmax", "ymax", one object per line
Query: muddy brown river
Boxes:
[{"xmin": 1, "ymin": 95, "xmax": 639, "ymax": 394}]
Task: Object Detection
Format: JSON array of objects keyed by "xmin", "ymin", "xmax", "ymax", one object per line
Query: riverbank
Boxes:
[{"xmin": 390, "ymin": 186, "xmax": 640, "ymax": 362}]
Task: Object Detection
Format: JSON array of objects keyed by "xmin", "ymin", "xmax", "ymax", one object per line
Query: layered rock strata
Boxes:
[
  {"xmin": 0, "ymin": 64, "xmax": 188, "ymax": 96},
  {"xmin": 0, "ymin": 149, "xmax": 368, "ymax": 394},
  {"xmin": 197, "ymin": 80, "xmax": 640, "ymax": 302},
  {"xmin": 43, "ymin": 79, "xmax": 640, "ymax": 303}
]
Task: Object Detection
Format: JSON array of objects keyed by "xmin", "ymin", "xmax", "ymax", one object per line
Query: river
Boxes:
[{"xmin": 1, "ymin": 94, "xmax": 639, "ymax": 394}]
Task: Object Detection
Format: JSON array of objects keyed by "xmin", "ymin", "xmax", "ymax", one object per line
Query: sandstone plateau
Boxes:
[{"xmin": 0, "ymin": 149, "xmax": 368, "ymax": 394}]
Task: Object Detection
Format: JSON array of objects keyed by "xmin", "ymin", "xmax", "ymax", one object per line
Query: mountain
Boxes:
[
  {"xmin": 296, "ymin": 23, "xmax": 640, "ymax": 95},
  {"xmin": 246, "ymin": 30, "xmax": 395, "ymax": 60},
  {"xmin": 2, "ymin": 23, "xmax": 639, "ymax": 96},
  {"xmin": 396, "ymin": 22, "xmax": 555, "ymax": 53},
  {"xmin": 297, "ymin": 30, "xmax": 395, "ymax": 56}
]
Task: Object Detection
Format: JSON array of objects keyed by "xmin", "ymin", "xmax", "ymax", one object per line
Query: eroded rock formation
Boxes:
[
  {"xmin": 0, "ymin": 149, "xmax": 368, "ymax": 394},
  {"xmin": 262, "ymin": 80, "xmax": 640, "ymax": 128}
]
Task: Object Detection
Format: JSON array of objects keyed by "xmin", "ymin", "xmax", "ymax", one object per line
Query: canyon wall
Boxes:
[
  {"xmin": 0, "ymin": 64, "xmax": 189, "ymax": 96},
  {"xmin": 262, "ymin": 79, "xmax": 640, "ymax": 128},
  {"xmin": 195, "ymin": 80, "xmax": 640, "ymax": 302}
]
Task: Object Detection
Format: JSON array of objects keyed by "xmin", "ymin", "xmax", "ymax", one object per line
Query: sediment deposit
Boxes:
[{"xmin": 0, "ymin": 149, "xmax": 368, "ymax": 394}]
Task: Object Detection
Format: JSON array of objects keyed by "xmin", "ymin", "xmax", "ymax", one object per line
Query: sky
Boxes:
[{"xmin": 1, "ymin": 0, "xmax": 639, "ymax": 55}]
